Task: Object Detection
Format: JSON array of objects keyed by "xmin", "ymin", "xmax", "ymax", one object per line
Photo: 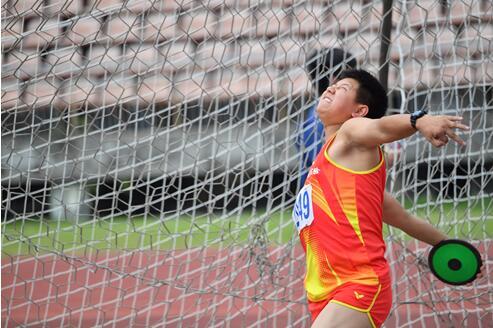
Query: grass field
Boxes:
[{"xmin": 2, "ymin": 197, "xmax": 492, "ymax": 256}]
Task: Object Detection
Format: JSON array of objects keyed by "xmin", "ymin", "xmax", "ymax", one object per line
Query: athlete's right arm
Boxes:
[
  {"xmin": 339, "ymin": 114, "xmax": 469, "ymax": 149},
  {"xmin": 382, "ymin": 191, "xmax": 447, "ymax": 246},
  {"xmin": 383, "ymin": 192, "xmax": 485, "ymax": 283}
]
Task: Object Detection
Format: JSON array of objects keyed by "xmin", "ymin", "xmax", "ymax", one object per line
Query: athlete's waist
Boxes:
[
  {"xmin": 301, "ymin": 230, "xmax": 387, "ymax": 257},
  {"xmin": 301, "ymin": 239, "xmax": 389, "ymax": 273}
]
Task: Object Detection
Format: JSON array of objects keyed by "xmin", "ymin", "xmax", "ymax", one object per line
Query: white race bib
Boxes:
[{"xmin": 292, "ymin": 184, "xmax": 315, "ymax": 233}]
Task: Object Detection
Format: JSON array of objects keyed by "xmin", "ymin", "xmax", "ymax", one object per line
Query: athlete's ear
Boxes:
[{"xmin": 352, "ymin": 104, "xmax": 369, "ymax": 118}]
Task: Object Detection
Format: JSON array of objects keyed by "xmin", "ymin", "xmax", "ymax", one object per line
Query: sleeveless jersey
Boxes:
[{"xmin": 292, "ymin": 134, "xmax": 390, "ymax": 302}]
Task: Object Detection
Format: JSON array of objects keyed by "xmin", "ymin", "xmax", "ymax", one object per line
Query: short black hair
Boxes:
[
  {"xmin": 307, "ymin": 48, "xmax": 357, "ymax": 97},
  {"xmin": 338, "ymin": 69, "xmax": 388, "ymax": 119}
]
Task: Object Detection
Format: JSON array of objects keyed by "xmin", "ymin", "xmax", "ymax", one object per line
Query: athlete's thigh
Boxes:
[{"xmin": 311, "ymin": 301, "xmax": 372, "ymax": 328}]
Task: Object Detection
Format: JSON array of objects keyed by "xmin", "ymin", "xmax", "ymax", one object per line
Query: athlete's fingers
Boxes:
[
  {"xmin": 428, "ymin": 132, "xmax": 448, "ymax": 147},
  {"xmin": 456, "ymin": 123, "xmax": 470, "ymax": 131},
  {"xmin": 432, "ymin": 138, "xmax": 446, "ymax": 148},
  {"xmin": 447, "ymin": 120, "xmax": 469, "ymax": 131},
  {"xmin": 429, "ymin": 137, "xmax": 438, "ymax": 147},
  {"xmin": 446, "ymin": 129, "xmax": 465, "ymax": 146},
  {"xmin": 445, "ymin": 115, "xmax": 463, "ymax": 121}
]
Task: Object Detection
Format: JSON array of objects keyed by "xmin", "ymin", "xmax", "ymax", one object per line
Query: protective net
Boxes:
[{"xmin": 1, "ymin": 0, "xmax": 492, "ymax": 326}]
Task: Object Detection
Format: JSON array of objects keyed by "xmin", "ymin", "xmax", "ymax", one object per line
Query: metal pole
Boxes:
[{"xmin": 379, "ymin": 0, "xmax": 393, "ymax": 92}]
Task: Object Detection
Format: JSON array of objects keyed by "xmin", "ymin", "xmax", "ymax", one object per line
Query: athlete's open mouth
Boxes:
[{"xmin": 322, "ymin": 96, "xmax": 332, "ymax": 103}]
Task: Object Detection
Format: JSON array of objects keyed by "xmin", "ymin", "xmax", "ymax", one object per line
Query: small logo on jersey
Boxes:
[
  {"xmin": 354, "ymin": 291, "xmax": 365, "ymax": 299},
  {"xmin": 308, "ymin": 167, "xmax": 320, "ymax": 177}
]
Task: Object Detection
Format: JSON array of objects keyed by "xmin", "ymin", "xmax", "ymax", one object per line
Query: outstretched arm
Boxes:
[
  {"xmin": 339, "ymin": 114, "xmax": 469, "ymax": 149},
  {"xmin": 382, "ymin": 191, "xmax": 447, "ymax": 246}
]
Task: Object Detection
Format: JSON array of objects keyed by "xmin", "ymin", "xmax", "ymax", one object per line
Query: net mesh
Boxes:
[{"xmin": 2, "ymin": 0, "xmax": 492, "ymax": 326}]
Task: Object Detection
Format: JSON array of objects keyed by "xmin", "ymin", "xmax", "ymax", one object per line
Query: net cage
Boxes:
[{"xmin": 1, "ymin": 0, "xmax": 492, "ymax": 326}]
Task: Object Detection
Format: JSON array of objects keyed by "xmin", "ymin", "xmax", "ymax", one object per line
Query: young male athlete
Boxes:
[{"xmin": 292, "ymin": 69, "xmax": 473, "ymax": 328}]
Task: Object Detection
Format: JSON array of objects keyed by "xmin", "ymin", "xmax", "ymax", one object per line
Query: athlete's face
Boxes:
[{"xmin": 316, "ymin": 78, "xmax": 367, "ymax": 126}]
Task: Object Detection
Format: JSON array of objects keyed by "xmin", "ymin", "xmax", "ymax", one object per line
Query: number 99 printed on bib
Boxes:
[{"xmin": 292, "ymin": 184, "xmax": 315, "ymax": 233}]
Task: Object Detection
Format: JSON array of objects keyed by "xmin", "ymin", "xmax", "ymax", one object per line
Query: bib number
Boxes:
[{"xmin": 292, "ymin": 184, "xmax": 315, "ymax": 233}]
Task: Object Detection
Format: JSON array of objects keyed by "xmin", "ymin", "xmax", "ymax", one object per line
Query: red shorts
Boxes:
[{"xmin": 308, "ymin": 279, "xmax": 392, "ymax": 328}]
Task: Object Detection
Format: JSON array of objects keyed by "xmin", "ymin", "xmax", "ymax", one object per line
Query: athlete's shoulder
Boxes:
[
  {"xmin": 339, "ymin": 117, "xmax": 374, "ymax": 134},
  {"xmin": 338, "ymin": 117, "xmax": 382, "ymax": 149}
]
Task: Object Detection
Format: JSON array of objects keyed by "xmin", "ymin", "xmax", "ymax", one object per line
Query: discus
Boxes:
[{"xmin": 428, "ymin": 239, "xmax": 482, "ymax": 285}]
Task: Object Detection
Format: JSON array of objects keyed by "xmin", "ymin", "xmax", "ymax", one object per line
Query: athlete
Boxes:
[{"xmin": 292, "ymin": 69, "xmax": 475, "ymax": 328}]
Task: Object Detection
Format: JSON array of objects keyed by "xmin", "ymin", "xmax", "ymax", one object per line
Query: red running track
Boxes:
[{"xmin": 2, "ymin": 241, "xmax": 492, "ymax": 327}]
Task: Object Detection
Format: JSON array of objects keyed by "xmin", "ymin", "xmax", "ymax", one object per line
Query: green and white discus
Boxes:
[{"xmin": 428, "ymin": 239, "xmax": 482, "ymax": 286}]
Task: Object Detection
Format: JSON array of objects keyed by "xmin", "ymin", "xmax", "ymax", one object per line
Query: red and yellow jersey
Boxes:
[{"xmin": 292, "ymin": 134, "xmax": 389, "ymax": 303}]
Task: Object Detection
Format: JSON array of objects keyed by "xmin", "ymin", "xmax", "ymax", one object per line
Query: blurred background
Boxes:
[{"xmin": 1, "ymin": 0, "xmax": 492, "ymax": 326}]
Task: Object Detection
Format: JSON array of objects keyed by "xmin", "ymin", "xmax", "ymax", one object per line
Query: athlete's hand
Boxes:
[{"xmin": 415, "ymin": 115, "xmax": 469, "ymax": 147}]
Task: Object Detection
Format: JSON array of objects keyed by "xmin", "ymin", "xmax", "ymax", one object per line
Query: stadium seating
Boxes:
[
  {"xmin": 3, "ymin": 49, "xmax": 42, "ymax": 80},
  {"xmin": 59, "ymin": 76, "xmax": 100, "ymax": 108},
  {"xmin": 46, "ymin": 0, "xmax": 85, "ymax": 17},
  {"xmin": 45, "ymin": 47, "xmax": 84, "ymax": 78},
  {"xmin": 144, "ymin": 13, "xmax": 178, "ymax": 42},
  {"xmin": 106, "ymin": 14, "xmax": 145, "ymax": 45},
  {"xmin": 1, "ymin": 0, "xmax": 492, "ymax": 110},
  {"xmin": 136, "ymin": 74, "xmax": 172, "ymax": 105},
  {"xmin": 85, "ymin": 46, "xmax": 123, "ymax": 76},
  {"xmin": 1, "ymin": 78, "xmax": 20, "ymax": 109},
  {"xmin": 23, "ymin": 78, "xmax": 61, "ymax": 109},
  {"xmin": 215, "ymin": 9, "xmax": 253, "ymax": 39},
  {"xmin": 22, "ymin": 18, "xmax": 62, "ymax": 48}
]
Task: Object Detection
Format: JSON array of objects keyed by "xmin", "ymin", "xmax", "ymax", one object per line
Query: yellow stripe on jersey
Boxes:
[
  {"xmin": 305, "ymin": 238, "xmax": 331, "ymax": 302},
  {"xmin": 339, "ymin": 180, "xmax": 365, "ymax": 246},
  {"xmin": 311, "ymin": 179, "xmax": 339, "ymax": 225},
  {"xmin": 324, "ymin": 252, "xmax": 342, "ymax": 286},
  {"xmin": 327, "ymin": 174, "xmax": 365, "ymax": 246}
]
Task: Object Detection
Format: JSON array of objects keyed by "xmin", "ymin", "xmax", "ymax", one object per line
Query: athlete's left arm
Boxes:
[
  {"xmin": 382, "ymin": 191, "xmax": 447, "ymax": 246},
  {"xmin": 339, "ymin": 114, "xmax": 469, "ymax": 149}
]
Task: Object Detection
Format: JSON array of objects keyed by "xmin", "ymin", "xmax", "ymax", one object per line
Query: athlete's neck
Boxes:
[{"xmin": 324, "ymin": 124, "xmax": 342, "ymax": 142}]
